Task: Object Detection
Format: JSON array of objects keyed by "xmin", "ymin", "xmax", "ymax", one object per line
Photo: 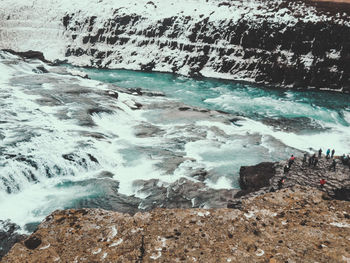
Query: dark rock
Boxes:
[
  {"xmin": 227, "ymin": 200, "xmax": 242, "ymax": 209},
  {"xmin": 0, "ymin": 220, "xmax": 27, "ymax": 260},
  {"xmin": 62, "ymin": 14, "xmax": 72, "ymax": 28},
  {"xmin": 178, "ymin": 107, "xmax": 191, "ymax": 111},
  {"xmin": 261, "ymin": 117, "xmax": 328, "ymax": 133},
  {"xmin": 2, "ymin": 49, "xmax": 50, "ymax": 63},
  {"xmin": 24, "ymin": 236, "xmax": 42, "ymax": 250},
  {"xmin": 236, "ymin": 155, "xmax": 350, "ymax": 199},
  {"xmin": 140, "ymin": 61, "xmax": 156, "ymax": 72},
  {"xmin": 87, "ymin": 108, "xmax": 113, "ymax": 115},
  {"xmin": 333, "ymin": 186, "xmax": 350, "ymax": 201},
  {"xmin": 87, "ymin": 153, "xmax": 99, "ymax": 163},
  {"xmin": 35, "ymin": 66, "xmax": 49, "ymax": 73},
  {"xmin": 238, "ymin": 162, "xmax": 276, "ymax": 194},
  {"xmin": 189, "ymin": 168, "xmax": 210, "ymax": 182},
  {"xmin": 15, "ymin": 156, "xmax": 38, "ymax": 170},
  {"xmin": 96, "ymin": 171, "xmax": 114, "ymax": 178},
  {"xmin": 105, "ymin": 90, "xmax": 119, "ymax": 99},
  {"xmin": 62, "ymin": 153, "xmax": 87, "ymax": 167}
]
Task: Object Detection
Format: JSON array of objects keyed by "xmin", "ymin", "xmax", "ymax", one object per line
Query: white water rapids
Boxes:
[{"xmin": 0, "ymin": 51, "xmax": 349, "ymax": 231}]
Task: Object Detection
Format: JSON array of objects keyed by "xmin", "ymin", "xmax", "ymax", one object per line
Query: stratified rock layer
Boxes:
[
  {"xmin": 0, "ymin": 0, "xmax": 349, "ymax": 91},
  {"xmin": 3, "ymin": 186, "xmax": 350, "ymax": 262}
]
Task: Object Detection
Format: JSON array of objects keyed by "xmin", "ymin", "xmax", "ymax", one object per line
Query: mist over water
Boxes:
[{"xmin": 1, "ymin": 52, "xmax": 350, "ymax": 231}]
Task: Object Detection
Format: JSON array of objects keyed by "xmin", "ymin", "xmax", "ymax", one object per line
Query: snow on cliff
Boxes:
[{"xmin": 0, "ymin": 0, "xmax": 349, "ymax": 90}]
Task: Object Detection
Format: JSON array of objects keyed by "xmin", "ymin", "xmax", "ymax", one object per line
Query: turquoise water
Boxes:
[
  {"xmin": 83, "ymin": 68, "xmax": 350, "ymax": 126},
  {"xmin": 1, "ymin": 52, "xmax": 350, "ymax": 231}
]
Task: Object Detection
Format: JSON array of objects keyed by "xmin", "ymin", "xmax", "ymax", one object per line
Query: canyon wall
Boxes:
[{"xmin": 0, "ymin": 0, "xmax": 349, "ymax": 91}]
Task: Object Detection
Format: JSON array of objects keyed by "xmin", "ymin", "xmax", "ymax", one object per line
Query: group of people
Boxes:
[
  {"xmin": 303, "ymin": 148, "xmax": 338, "ymax": 171},
  {"xmin": 278, "ymin": 148, "xmax": 348, "ymax": 190},
  {"xmin": 340, "ymin": 154, "xmax": 350, "ymax": 165}
]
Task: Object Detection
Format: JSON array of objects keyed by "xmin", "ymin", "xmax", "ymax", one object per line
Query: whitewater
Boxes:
[{"xmin": 0, "ymin": 51, "xmax": 350, "ymax": 232}]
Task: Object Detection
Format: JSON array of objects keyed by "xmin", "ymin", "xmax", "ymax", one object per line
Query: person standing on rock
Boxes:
[
  {"xmin": 320, "ymin": 179, "xmax": 327, "ymax": 189},
  {"xmin": 331, "ymin": 149, "xmax": 335, "ymax": 158},
  {"xmin": 284, "ymin": 165, "xmax": 290, "ymax": 174},
  {"xmin": 329, "ymin": 159, "xmax": 337, "ymax": 171},
  {"xmin": 278, "ymin": 176, "xmax": 286, "ymax": 190},
  {"xmin": 288, "ymin": 155, "xmax": 295, "ymax": 167},
  {"xmin": 326, "ymin": 148, "xmax": 331, "ymax": 159},
  {"xmin": 302, "ymin": 153, "xmax": 307, "ymax": 165},
  {"xmin": 308, "ymin": 154, "xmax": 314, "ymax": 167},
  {"xmin": 313, "ymin": 156, "xmax": 319, "ymax": 167},
  {"xmin": 318, "ymin": 148, "xmax": 322, "ymax": 158}
]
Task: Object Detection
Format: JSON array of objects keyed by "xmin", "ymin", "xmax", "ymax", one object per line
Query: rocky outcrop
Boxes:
[
  {"xmin": 237, "ymin": 162, "xmax": 276, "ymax": 197},
  {"xmin": 0, "ymin": 220, "xmax": 27, "ymax": 260},
  {"xmin": 0, "ymin": 0, "xmax": 350, "ymax": 91},
  {"xmin": 3, "ymin": 186, "xmax": 350, "ymax": 262},
  {"xmin": 1, "ymin": 49, "xmax": 50, "ymax": 63},
  {"xmin": 235, "ymin": 154, "xmax": 350, "ymax": 200}
]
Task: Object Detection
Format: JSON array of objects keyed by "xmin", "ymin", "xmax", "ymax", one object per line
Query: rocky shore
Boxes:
[
  {"xmin": 236, "ymin": 154, "xmax": 350, "ymax": 200},
  {"xmin": 2, "ymin": 155, "xmax": 350, "ymax": 262},
  {"xmin": 3, "ymin": 186, "xmax": 350, "ymax": 262}
]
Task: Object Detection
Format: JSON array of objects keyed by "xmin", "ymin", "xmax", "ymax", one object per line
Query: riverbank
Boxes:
[
  {"xmin": 3, "ymin": 185, "xmax": 350, "ymax": 262},
  {"xmin": 2, "ymin": 155, "xmax": 350, "ymax": 261}
]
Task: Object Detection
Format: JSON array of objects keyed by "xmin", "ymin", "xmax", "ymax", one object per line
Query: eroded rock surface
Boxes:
[{"xmin": 3, "ymin": 186, "xmax": 350, "ymax": 262}]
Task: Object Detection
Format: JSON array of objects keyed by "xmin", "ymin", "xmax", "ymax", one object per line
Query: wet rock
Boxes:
[
  {"xmin": 105, "ymin": 90, "xmax": 119, "ymax": 99},
  {"xmin": 1, "ymin": 49, "xmax": 50, "ymax": 63},
  {"xmin": 0, "ymin": 220, "xmax": 27, "ymax": 260},
  {"xmin": 134, "ymin": 123, "xmax": 165, "ymax": 138},
  {"xmin": 87, "ymin": 153, "xmax": 99, "ymax": 163},
  {"xmin": 33, "ymin": 66, "xmax": 49, "ymax": 74},
  {"xmin": 62, "ymin": 153, "xmax": 87, "ymax": 167},
  {"xmin": 96, "ymin": 171, "xmax": 114, "ymax": 178},
  {"xmin": 189, "ymin": 168, "xmax": 210, "ymax": 182},
  {"xmin": 65, "ymin": 178, "xmax": 142, "ymax": 215},
  {"xmin": 135, "ymin": 178, "xmax": 238, "ymax": 210},
  {"xmin": 261, "ymin": 117, "xmax": 328, "ymax": 133},
  {"xmin": 15, "ymin": 155, "xmax": 38, "ymax": 170},
  {"xmin": 87, "ymin": 107, "xmax": 113, "ymax": 115},
  {"xmin": 178, "ymin": 106, "xmax": 191, "ymax": 111}
]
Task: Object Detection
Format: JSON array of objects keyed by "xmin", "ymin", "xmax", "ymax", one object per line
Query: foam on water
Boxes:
[
  {"xmin": 236, "ymin": 117, "xmax": 350, "ymax": 154},
  {"xmin": 1, "ymin": 51, "xmax": 350, "ymax": 231},
  {"xmin": 0, "ymin": 176, "xmax": 94, "ymax": 232}
]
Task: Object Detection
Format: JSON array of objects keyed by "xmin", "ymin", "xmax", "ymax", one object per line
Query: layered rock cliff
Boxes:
[
  {"xmin": 3, "ymin": 186, "xmax": 350, "ymax": 262},
  {"xmin": 0, "ymin": 0, "xmax": 350, "ymax": 91}
]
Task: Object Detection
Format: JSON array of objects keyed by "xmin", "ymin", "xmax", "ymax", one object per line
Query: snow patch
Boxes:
[
  {"xmin": 109, "ymin": 238, "xmax": 124, "ymax": 247},
  {"xmin": 197, "ymin": 211, "xmax": 210, "ymax": 217},
  {"xmin": 92, "ymin": 248, "xmax": 102, "ymax": 255},
  {"xmin": 330, "ymin": 222, "xmax": 350, "ymax": 228},
  {"xmin": 40, "ymin": 244, "xmax": 51, "ymax": 250},
  {"xmin": 244, "ymin": 211, "xmax": 255, "ymax": 219}
]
